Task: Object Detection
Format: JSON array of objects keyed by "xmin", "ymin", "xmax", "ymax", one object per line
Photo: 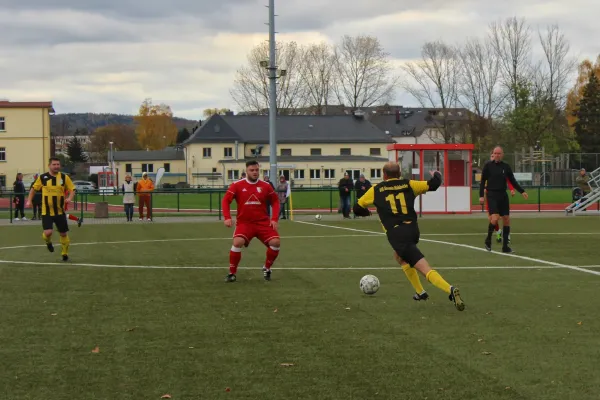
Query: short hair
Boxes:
[
  {"xmin": 49, "ymin": 157, "xmax": 60, "ymax": 164},
  {"xmin": 246, "ymin": 160, "xmax": 259, "ymax": 167},
  {"xmin": 382, "ymin": 162, "xmax": 401, "ymax": 178}
]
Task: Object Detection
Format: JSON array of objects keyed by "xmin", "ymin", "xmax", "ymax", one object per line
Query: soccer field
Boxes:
[{"xmin": 1, "ymin": 216, "xmax": 599, "ymax": 399}]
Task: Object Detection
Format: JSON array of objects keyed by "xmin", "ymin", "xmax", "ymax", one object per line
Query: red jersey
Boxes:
[{"xmin": 222, "ymin": 179, "xmax": 280, "ymax": 225}]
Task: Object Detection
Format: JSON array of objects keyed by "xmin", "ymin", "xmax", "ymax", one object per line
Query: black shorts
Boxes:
[
  {"xmin": 42, "ymin": 214, "xmax": 69, "ymax": 233},
  {"xmin": 386, "ymin": 222, "xmax": 424, "ymax": 267},
  {"xmin": 487, "ymin": 192, "xmax": 510, "ymax": 216}
]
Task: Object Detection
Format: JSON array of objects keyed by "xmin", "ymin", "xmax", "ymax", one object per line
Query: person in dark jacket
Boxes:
[
  {"xmin": 354, "ymin": 174, "xmax": 372, "ymax": 218},
  {"xmin": 263, "ymin": 174, "xmax": 276, "ymax": 216},
  {"xmin": 30, "ymin": 174, "xmax": 42, "ymax": 220},
  {"xmin": 13, "ymin": 173, "xmax": 26, "ymax": 220},
  {"xmin": 354, "ymin": 174, "xmax": 372, "ymax": 199},
  {"xmin": 338, "ymin": 172, "xmax": 354, "ymax": 218}
]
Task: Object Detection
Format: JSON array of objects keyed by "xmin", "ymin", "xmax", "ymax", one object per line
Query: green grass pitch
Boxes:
[{"xmin": 0, "ymin": 216, "xmax": 599, "ymax": 399}]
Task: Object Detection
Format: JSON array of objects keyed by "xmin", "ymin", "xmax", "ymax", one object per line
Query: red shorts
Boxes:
[{"xmin": 233, "ymin": 222, "xmax": 279, "ymax": 246}]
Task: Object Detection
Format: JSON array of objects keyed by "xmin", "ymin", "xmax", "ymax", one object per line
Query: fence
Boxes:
[{"xmin": 3, "ymin": 185, "xmax": 599, "ymax": 223}]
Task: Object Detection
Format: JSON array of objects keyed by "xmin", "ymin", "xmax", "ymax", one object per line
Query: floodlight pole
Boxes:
[{"xmin": 267, "ymin": 0, "xmax": 278, "ymax": 181}]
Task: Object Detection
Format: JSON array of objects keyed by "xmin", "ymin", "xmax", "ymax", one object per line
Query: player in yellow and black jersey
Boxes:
[
  {"xmin": 26, "ymin": 157, "xmax": 76, "ymax": 262},
  {"xmin": 353, "ymin": 162, "xmax": 465, "ymax": 311}
]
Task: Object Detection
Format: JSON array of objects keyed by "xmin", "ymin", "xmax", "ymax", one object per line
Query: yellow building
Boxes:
[
  {"xmin": 0, "ymin": 100, "xmax": 54, "ymax": 188},
  {"xmin": 183, "ymin": 114, "xmax": 394, "ymax": 187},
  {"xmin": 113, "ymin": 148, "xmax": 186, "ymax": 186}
]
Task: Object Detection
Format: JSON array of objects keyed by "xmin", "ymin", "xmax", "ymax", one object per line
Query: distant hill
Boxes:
[{"xmin": 50, "ymin": 113, "xmax": 199, "ymax": 136}]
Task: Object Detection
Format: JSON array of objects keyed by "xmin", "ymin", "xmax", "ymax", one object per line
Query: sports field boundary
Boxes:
[{"xmin": 296, "ymin": 221, "xmax": 600, "ymax": 277}]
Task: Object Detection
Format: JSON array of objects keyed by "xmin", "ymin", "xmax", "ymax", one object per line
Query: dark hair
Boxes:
[
  {"xmin": 245, "ymin": 160, "xmax": 259, "ymax": 167},
  {"xmin": 49, "ymin": 157, "xmax": 61, "ymax": 164}
]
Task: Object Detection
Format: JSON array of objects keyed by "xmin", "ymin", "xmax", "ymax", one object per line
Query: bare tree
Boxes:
[
  {"xmin": 230, "ymin": 41, "xmax": 308, "ymax": 114},
  {"xmin": 536, "ymin": 24, "xmax": 577, "ymax": 108},
  {"xmin": 401, "ymin": 40, "xmax": 461, "ymax": 109},
  {"xmin": 458, "ymin": 37, "xmax": 504, "ymax": 118},
  {"xmin": 299, "ymin": 42, "xmax": 336, "ymax": 115},
  {"xmin": 401, "ymin": 40, "xmax": 464, "ymax": 143},
  {"xmin": 332, "ymin": 35, "xmax": 397, "ymax": 109},
  {"xmin": 488, "ymin": 17, "xmax": 533, "ymax": 109}
]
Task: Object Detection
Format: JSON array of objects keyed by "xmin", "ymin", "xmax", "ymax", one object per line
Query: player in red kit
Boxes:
[{"xmin": 222, "ymin": 160, "xmax": 281, "ymax": 282}]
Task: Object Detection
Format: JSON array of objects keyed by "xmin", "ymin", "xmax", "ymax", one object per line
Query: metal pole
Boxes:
[{"xmin": 268, "ymin": 0, "xmax": 278, "ymax": 182}]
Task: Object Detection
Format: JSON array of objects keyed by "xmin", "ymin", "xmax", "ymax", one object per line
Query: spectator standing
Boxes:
[
  {"xmin": 13, "ymin": 173, "xmax": 26, "ymax": 220},
  {"xmin": 338, "ymin": 172, "xmax": 354, "ymax": 219}
]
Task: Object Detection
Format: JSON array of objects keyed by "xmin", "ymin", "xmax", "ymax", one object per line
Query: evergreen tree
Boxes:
[
  {"xmin": 66, "ymin": 135, "xmax": 88, "ymax": 162},
  {"xmin": 176, "ymin": 127, "xmax": 191, "ymax": 144},
  {"xmin": 574, "ymin": 73, "xmax": 600, "ymax": 163}
]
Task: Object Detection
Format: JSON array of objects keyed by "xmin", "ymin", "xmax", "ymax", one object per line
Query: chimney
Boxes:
[{"xmin": 395, "ymin": 109, "xmax": 400, "ymax": 124}]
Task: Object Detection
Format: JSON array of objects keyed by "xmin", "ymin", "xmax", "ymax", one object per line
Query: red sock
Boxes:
[
  {"xmin": 229, "ymin": 246, "xmax": 242, "ymax": 274},
  {"xmin": 67, "ymin": 214, "xmax": 79, "ymax": 222},
  {"xmin": 264, "ymin": 245, "xmax": 280, "ymax": 270},
  {"xmin": 494, "ymin": 224, "xmax": 500, "ymax": 231}
]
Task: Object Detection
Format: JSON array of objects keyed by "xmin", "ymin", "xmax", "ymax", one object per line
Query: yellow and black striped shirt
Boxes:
[
  {"xmin": 32, "ymin": 172, "xmax": 75, "ymax": 216},
  {"xmin": 358, "ymin": 178, "xmax": 433, "ymax": 232}
]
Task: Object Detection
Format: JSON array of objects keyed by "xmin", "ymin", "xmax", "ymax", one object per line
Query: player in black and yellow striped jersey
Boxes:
[
  {"xmin": 26, "ymin": 157, "xmax": 76, "ymax": 261},
  {"xmin": 353, "ymin": 162, "xmax": 465, "ymax": 311}
]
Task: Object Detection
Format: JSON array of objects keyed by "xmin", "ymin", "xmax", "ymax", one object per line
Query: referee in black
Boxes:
[{"xmin": 479, "ymin": 146, "xmax": 528, "ymax": 253}]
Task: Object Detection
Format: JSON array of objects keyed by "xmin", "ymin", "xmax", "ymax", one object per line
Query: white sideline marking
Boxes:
[
  {"xmin": 296, "ymin": 221, "xmax": 600, "ymax": 277},
  {"xmin": 0, "ymin": 234, "xmax": 379, "ymax": 251},
  {"xmin": 0, "ymin": 259, "xmax": 587, "ymax": 270}
]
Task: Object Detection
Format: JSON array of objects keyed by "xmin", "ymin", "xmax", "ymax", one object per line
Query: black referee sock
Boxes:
[
  {"xmin": 503, "ymin": 226, "xmax": 511, "ymax": 247},
  {"xmin": 486, "ymin": 223, "xmax": 495, "ymax": 241}
]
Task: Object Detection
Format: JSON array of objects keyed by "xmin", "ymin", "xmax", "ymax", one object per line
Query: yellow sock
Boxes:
[
  {"xmin": 401, "ymin": 263, "xmax": 425, "ymax": 294},
  {"xmin": 42, "ymin": 232, "xmax": 51, "ymax": 244},
  {"xmin": 426, "ymin": 270, "xmax": 452, "ymax": 294},
  {"xmin": 60, "ymin": 235, "xmax": 70, "ymax": 256}
]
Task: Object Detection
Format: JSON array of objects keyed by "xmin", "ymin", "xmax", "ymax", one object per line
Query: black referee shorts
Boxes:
[
  {"xmin": 487, "ymin": 192, "xmax": 510, "ymax": 216},
  {"xmin": 42, "ymin": 214, "xmax": 69, "ymax": 233},
  {"xmin": 386, "ymin": 222, "xmax": 424, "ymax": 267}
]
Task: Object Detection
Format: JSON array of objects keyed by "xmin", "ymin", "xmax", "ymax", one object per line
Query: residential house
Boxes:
[
  {"xmin": 0, "ymin": 100, "xmax": 55, "ymax": 189},
  {"xmin": 112, "ymin": 147, "xmax": 186, "ymax": 185},
  {"xmin": 183, "ymin": 114, "xmax": 394, "ymax": 187}
]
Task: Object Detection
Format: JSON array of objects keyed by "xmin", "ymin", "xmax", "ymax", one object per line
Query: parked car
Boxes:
[{"xmin": 73, "ymin": 181, "xmax": 96, "ymax": 192}]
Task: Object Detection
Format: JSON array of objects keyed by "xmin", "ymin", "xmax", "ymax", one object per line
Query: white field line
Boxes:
[
  {"xmin": 0, "ymin": 234, "xmax": 379, "ymax": 251},
  {"xmin": 0, "ymin": 259, "xmax": 595, "ymax": 270},
  {"xmin": 296, "ymin": 221, "xmax": 600, "ymax": 277},
  {"xmin": 2, "ymin": 231, "xmax": 597, "ymax": 252}
]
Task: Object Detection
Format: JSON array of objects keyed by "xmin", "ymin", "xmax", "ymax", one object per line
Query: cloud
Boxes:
[{"xmin": 1, "ymin": 0, "xmax": 598, "ymax": 120}]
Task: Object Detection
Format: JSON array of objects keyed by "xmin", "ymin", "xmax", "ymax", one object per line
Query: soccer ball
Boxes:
[
  {"xmin": 315, "ymin": 214, "xmax": 322, "ymax": 220},
  {"xmin": 360, "ymin": 274, "xmax": 380, "ymax": 295}
]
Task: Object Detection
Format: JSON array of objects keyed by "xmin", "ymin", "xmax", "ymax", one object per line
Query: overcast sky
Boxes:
[{"xmin": 1, "ymin": 0, "xmax": 598, "ymax": 120}]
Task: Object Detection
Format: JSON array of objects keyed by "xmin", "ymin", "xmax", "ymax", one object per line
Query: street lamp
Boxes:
[{"xmin": 109, "ymin": 141, "xmax": 115, "ymax": 189}]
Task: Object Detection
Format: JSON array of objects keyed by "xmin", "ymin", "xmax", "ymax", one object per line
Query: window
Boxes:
[
  {"xmin": 294, "ymin": 169, "xmax": 305, "ymax": 179},
  {"xmin": 0, "ymin": 117, "xmax": 5, "ymax": 131},
  {"xmin": 224, "ymin": 147, "xmax": 233, "ymax": 157},
  {"xmin": 281, "ymin": 148, "xmax": 292, "ymax": 156},
  {"xmin": 203, "ymin": 147, "xmax": 211, "ymax": 158},
  {"xmin": 340, "ymin": 148, "xmax": 351, "ymax": 156},
  {"xmin": 212, "ymin": 168, "xmax": 217, "ymax": 173},
  {"xmin": 310, "ymin": 148, "xmax": 321, "ymax": 156},
  {"xmin": 142, "ymin": 163, "xmax": 154, "ymax": 173},
  {"xmin": 0, "ymin": 147, "xmax": 6, "ymax": 161},
  {"xmin": 324, "ymin": 169, "xmax": 335, "ymax": 179},
  {"xmin": 371, "ymin": 168, "xmax": 382, "ymax": 179},
  {"xmin": 125, "ymin": 163, "xmax": 132, "ymax": 173},
  {"xmin": 164, "ymin": 163, "xmax": 170, "ymax": 172},
  {"xmin": 227, "ymin": 170, "xmax": 239, "ymax": 180},
  {"xmin": 0, "ymin": 175, "xmax": 5, "ymax": 188},
  {"xmin": 369, "ymin": 148, "xmax": 381, "ymax": 156},
  {"xmin": 310, "ymin": 169, "xmax": 320, "ymax": 179}
]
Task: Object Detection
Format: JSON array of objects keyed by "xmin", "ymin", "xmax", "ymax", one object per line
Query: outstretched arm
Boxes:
[
  {"xmin": 409, "ymin": 171, "xmax": 442, "ymax": 196},
  {"xmin": 353, "ymin": 186, "xmax": 375, "ymax": 217}
]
